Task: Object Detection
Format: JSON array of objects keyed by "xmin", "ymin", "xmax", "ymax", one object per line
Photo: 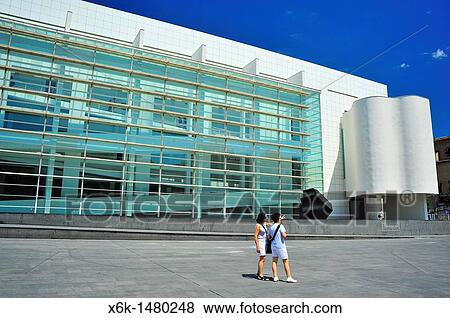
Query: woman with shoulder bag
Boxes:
[
  {"xmin": 254, "ymin": 212, "xmax": 271, "ymax": 280},
  {"xmin": 269, "ymin": 212, "xmax": 298, "ymax": 283}
]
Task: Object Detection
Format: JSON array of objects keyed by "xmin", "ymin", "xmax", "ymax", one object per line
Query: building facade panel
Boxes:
[{"xmin": 435, "ymin": 136, "xmax": 450, "ymax": 195}]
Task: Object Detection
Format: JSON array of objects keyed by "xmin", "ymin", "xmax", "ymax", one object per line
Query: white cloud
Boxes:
[
  {"xmin": 400, "ymin": 63, "xmax": 410, "ymax": 69},
  {"xmin": 431, "ymin": 48, "xmax": 448, "ymax": 59},
  {"xmin": 289, "ymin": 33, "xmax": 302, "ymax": 40}
]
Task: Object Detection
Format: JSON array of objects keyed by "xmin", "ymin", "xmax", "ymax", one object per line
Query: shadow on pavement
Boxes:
[{"xmin": 241, "ymin": 274, "xmax": 273, "ymax": 281}]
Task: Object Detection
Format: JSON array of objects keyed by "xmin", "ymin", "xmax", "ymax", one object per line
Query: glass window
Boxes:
[
  {"xmin": 227, "ymin": 94, "xmax": 253, "ymax": 108},
  {"xmin": 227, "ymin": 124, "xmax": 241, "ymax": 137},
  {"xmin": 166, "ymin": 66, "xmax": 197, "ymax": 82},
  {"xmin": 244, "ymin": 112, "xmax": 254, "ymax": 125},
  {"xmin": 5, "ymin": 93, "xmax": 47, "ymax": 111},
  {"xmin": 132, "ymin": 75, "xmax": 164, "ymax": 93},
  {"xmin": 255, "ymin": 99, "xmax": 277, "ymax": 114},
  {"xmin": 55, "ymin": 44, "xmax": 95, "ymax": 63},
  {"xmin": 279, "ymin": 147, "xmax": 299, "ymax": 161},
  {"xmin": 52, "ymin": 60, "xmax": 92, "ymax": 81},
  {"xmin": 198, "ymin": 88, "xmax": 225, "ymax": 103},
  {"xmin": 93, "ymin": 67, "xmax": 130, "ymax": 86},
  {"xmin": 209, "ymin": 172, "xmax": 225, "ymax": 187},
  {"xmin": 255, "ymin": 144, "xmax": 278, "ymax": 159},
  {"xmin": 279, "ymin": 103, "xmax": 303, "ymax": 118},
  {"xmin": 255, "ymin": 85, "xmax": 278, "ymax": 99},
  {"xmin": 228, "ymin": 79, "xmax": 253, "ymax": 94},
  {"xmin": 226, "ymin": 156, "xmax": 242, "ymax": 171},
  {"xmin": 291, "ymin": 120, "xmax": 302, "ymax": 141},
  {"xmin": 9, "ymin": 51, "xmax": 53, "ymax": 73},
  {"xmin": 0, "ymin": 48, "xmax": 7, "ymax": 76},
  {"xmin": 4, "ymin": 111, "xmax": 45, "ymax": 132},
  {"xmin": 279, "ymin": 90, "xmax": 301, "ymax": 104},
  {"xmin": 196, "ymin": 136, "xmax": 225, "ymax": 152},
  {"xmin": 95, "ymin": 51, "xmax": 131, "ymax": 69},
  {"xmin": 212, "ymin": 107, "xmax": 225, "ymax": 120},
  {"xmin": 54, "ymin": 79, "xmax": 74, "ymax": 97},
  {"xmin": 226, "ymin": 140, "xmax": 253, "ymax": 157},
  {"xmin": 210, "ymin": 154, "xmax": 225, "ymax": 170},
  {"xmin": 90, "ymin": 86, "xmax": 128, "ymax": 104},
  {"xmin": 163, "ymin": 114, "xmax": 188, "ymax": 131},
  {"xmin": 304, "ymin": 94, "xmax": 319, "ymax": 107},
  {"xmin": 127, "ymin": 127, "xmax": 161, "ymax": 146},
  {"xmin": 0, "ymin": 31, "xmax": 10, "ymax": 45},
  {"xmin": 11, "ymin": 34, "xmax": 54, "ymax": 54},
  {"xmin": 132, "ymin": 93, "xmax": 163, "ymax": 111},
  {"xmin": 165, "ymin": 98, "xmax": 191, "ymax": 114},
  {"xmin": 0, "ymin": 157, "xmax": 41, "ymax": 206},
  {"xmin": 165, "ymin": 81, "xmax": 196, "ymax": 98},
  {"xmin": 226, "ymin": 174, "xmax": 244, "ymax": 188},
  {"xmin": 82, "ymin": 173, "xmax": 122, "ymax": 198},
  {"xmin": 152, "ymin": 113, "xmax": 163, "ymax": 128},
  {"xmin": 86, "ymin": 120, "xmax": 126, "ymax": 136},
  {"xmin": 199, "ymin": 73, "xmax": 226, "ymax": 88},
  {"xmin": 258, "ymin": 114, "xmax": 278, "ymax": 129},
  {"xmin": 133, "ymin": 59, "xmax": 165, "ymax": 76},
  {"xmin": 9, "ymin": 72, "xmax": 53, "ymax": 93},
  {"xmin": 227, "ymin": 109, "xmax": 241, "ymax": 123},
  {"xmin": 211, "ymin": 121, "xmax": 225, "ymax": 135},
  {"xmin": 162, "ymin": 151, "xmax": 192, "ymax": 167},
  {"xmin": 256, "ymin": 166, "xmax": 279, "ymax": 190},
  {"xmin": 88, "ymin": 103, "xmax": 126, "ymax": 120},
  {"xmin": 256, "ymin": 128, "xmax": 278, "ymax": 142},
  {"xmin": 161, "ymin": 168, "xmax": 191, "ymax": 185}
]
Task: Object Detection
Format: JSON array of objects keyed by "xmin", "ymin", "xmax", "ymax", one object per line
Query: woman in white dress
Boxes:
[
  {"xmin": 254, "ymin": 212, "xmax": 271, "ymax": 280},
  {"xmin": 269, "ymin": 212, "xmax": 297, "ymax": 283}
]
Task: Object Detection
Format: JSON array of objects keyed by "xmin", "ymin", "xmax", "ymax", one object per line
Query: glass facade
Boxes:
[{"xmin": 0, "ymin": 19, "xmax": 323, "ymax": 218}]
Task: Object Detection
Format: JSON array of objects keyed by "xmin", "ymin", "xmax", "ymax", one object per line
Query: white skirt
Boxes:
[{"xmin": 257, "ymin": 238, "xmax": 266, "ymax": 257}]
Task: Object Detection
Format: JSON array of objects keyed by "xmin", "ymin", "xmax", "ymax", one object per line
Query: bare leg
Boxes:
[
  {"xmin": 257, "ymin": 256, "xmax": 266, "ymax": 276},
  {"xmin": 282, "ymin": 259, "xmax": 293, "ymax": 278},
  {"xmin": 272, "ymin": 257, "xmax": 279, "ymax": 279}
]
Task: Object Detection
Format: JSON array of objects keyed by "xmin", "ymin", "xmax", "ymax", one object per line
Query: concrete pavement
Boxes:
[{"xmin": 0, "ymin": 237, "xmax": 449, "ymax": 297}]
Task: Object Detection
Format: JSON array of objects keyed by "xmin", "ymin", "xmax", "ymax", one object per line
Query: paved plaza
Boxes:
[{"xmin": 0, "ymin": 237, "xmax": 449, "ymax": 297}]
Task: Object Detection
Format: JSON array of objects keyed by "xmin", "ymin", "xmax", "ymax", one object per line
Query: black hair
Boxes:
[
  {"xmin": 271, "ymin": 212, "xmax": 281, "ymax": 223},
  {"xmin": 256, "ymin": 212, "xmax": 266, "ymax": 225}
]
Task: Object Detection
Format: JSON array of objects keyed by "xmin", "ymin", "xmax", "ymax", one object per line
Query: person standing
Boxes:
[
  {"xmin": 254, "ymin": 212, "xmax": 270, "ymax": 280},
  {"xmin": 269, "ymin": 212, "xmax": 297, "ymax": 283}
]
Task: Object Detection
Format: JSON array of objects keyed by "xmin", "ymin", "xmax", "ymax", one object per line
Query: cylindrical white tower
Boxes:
[{"xmin": 342, "ymin": 96, "xmax": 438, "ymax": 220}]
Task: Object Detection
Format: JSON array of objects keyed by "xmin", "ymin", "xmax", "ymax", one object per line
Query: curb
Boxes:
[{"xmin": 0, "ymin": 224, "xmax": 417, "ymax": 240}]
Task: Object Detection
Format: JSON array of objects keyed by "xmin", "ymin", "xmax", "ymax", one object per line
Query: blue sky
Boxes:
[{"xmin": 87, "ymin": 0, "xmax": 449, "ymax": 138}]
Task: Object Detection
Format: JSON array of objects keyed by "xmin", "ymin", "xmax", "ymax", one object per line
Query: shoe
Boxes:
[
  {"xmin": 286, "ymin": 277, "xmax": 297, "ymax": 283},
  {"xmin": 273, "ymin": 277, "xmax": 279, "ymax": 282}
]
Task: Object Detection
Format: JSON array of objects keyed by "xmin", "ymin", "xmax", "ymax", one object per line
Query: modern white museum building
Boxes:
[{"xmin": 0, "ymin": 0, "xmax": 438, "ymax": 220}]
